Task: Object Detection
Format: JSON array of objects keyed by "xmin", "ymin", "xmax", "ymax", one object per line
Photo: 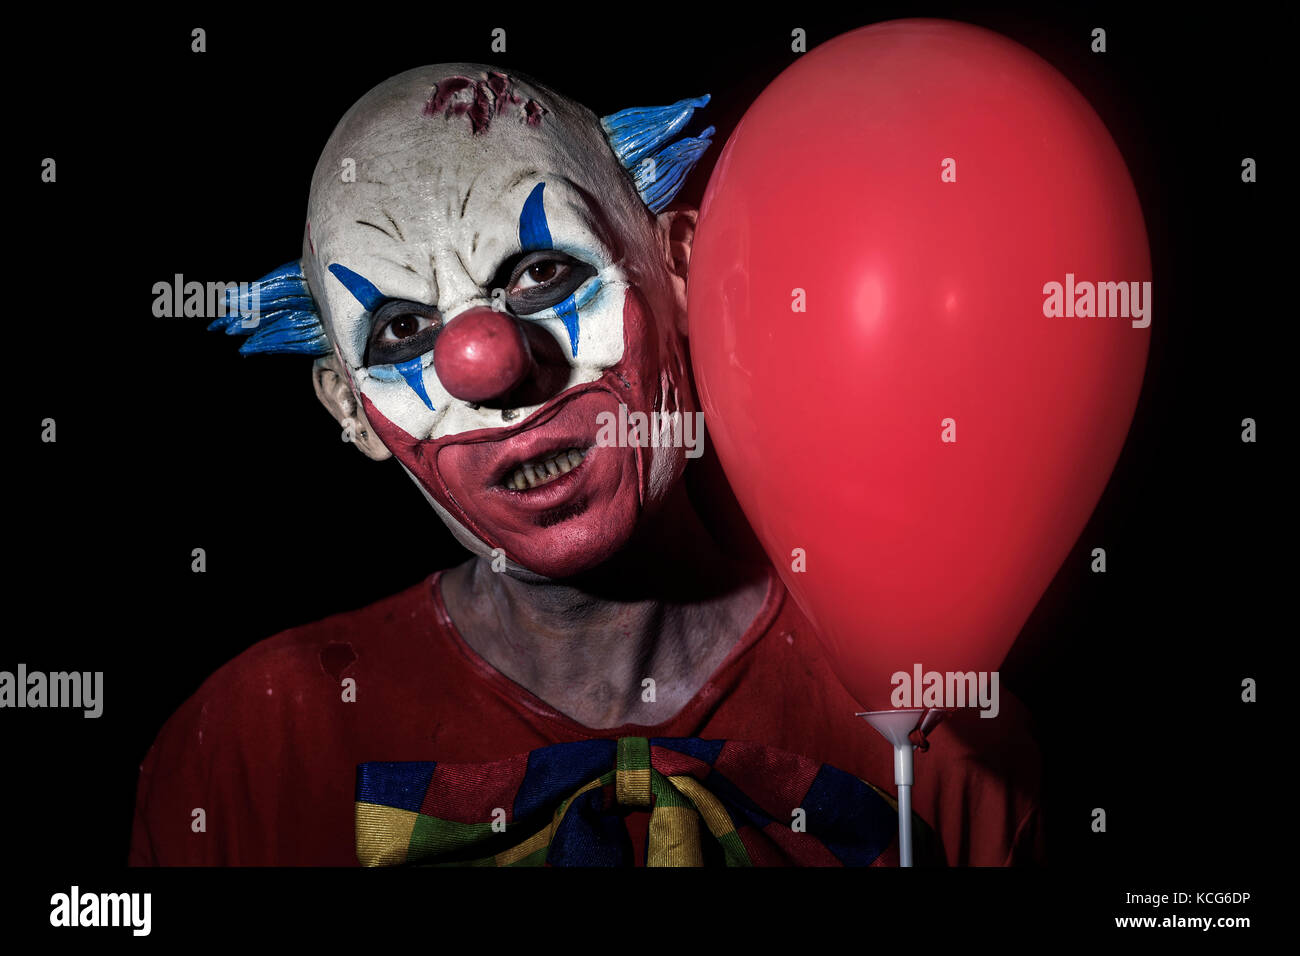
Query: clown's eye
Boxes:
[
  {"xmin": 365, "ymin": 300, "xmax": 442, "ymax": 366},
  {"xmin": 504, "ymin": 251, "xmax": 597, "ymax": 316}
]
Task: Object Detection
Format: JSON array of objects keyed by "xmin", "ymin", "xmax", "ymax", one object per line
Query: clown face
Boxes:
[{"xmin": 303, "ymin": 65, "xmax": 698, "ymax": 579}]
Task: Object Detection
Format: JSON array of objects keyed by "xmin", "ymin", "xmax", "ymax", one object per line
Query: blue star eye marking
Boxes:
[
  {"xmin": 328, "ymin": 263, "xmax": 385, "ymax": 312},
  {"xmin": 518, "ymin": 182, "xmax": 582, "ymax": 358},
  {"xmin": 329, "ymin": 263, "xmax": 435, "ymax": 411},
  {"xmin": 393, "ymin": 356, "xmax": 435, "ymax": 410}
]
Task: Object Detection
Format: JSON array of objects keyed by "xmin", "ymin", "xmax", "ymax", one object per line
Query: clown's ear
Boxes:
[
  {"xmin": 207, "ymin": 260, "xmax": 331, "ymax": 356},
  {"xmin": 312, "ymin": 352, "xmax": 392, "ymax": 462},
  {"xmin": 600, "ymin": 95, "xmax": 714, "ymax": 213},
  {"xmin": 663, "ymin": 206, "xmax": 697, "ymax": 278}
]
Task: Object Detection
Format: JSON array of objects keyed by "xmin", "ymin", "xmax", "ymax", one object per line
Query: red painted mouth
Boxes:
[
  {"xmin": 483, "ymin": 404, "xmax": 598, "ymax": 495},
  {"xmin": 358, "ymin": 286, "xmax": 679, "ymax": 578},
  {"xmin": 442, "ymin": 388, "xmax": 632, "ymax": 524}
]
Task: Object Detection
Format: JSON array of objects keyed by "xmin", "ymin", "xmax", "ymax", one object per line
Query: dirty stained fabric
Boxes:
[{"xmin": 129, "ymin": 567, "xmax": 1045, "ymax": 866}]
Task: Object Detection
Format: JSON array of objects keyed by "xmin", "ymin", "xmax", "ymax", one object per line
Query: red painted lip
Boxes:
[
  {"xmin": 484, "ymin": 409, "xmax": 599, "ymax": 490},
  {"xmin": 438, "ymin": 387, "xmax": 634, "ymax": 519},
  {"xmin": 487, "ymin": 445, "xmax": 598, "ymax": 507}
]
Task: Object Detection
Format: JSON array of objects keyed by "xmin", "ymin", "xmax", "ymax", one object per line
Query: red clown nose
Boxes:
[{"xmin": 433, "ymin": 307, "xmax": 534, "ymax": 403}]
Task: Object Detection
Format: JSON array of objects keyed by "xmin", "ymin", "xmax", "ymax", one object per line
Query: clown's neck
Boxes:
[{"xmin": 438, "ymin": 483, "xmax": 769, "ymax": 729}]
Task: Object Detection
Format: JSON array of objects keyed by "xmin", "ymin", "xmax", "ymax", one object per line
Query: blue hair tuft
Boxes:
[
  {"xmin": 600, "ymin": 95, "xmax": 713, "ymax": 213},
  {"xmin": 207, "ymin": 260, "xmax": 331, "ymax": 356}
]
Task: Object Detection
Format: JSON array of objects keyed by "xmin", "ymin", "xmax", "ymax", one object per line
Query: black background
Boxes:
[{"xmin": 9, "ymin": 2, "xmax": 1278, "ymax": 937}]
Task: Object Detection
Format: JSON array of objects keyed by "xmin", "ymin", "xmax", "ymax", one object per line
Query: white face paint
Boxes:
[
  {"xmin": 304, "ymin": 65, "xmax": 667, "ymax": 442},
  {"xmin": 301, "ymin": 65, "xmax": 696, "ymax": 579}
]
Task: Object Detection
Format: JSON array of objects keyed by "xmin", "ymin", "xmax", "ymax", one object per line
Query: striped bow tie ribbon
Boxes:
[{"xmin": 356, "ymin": 736, "xmax": 940, "ymax": 866}]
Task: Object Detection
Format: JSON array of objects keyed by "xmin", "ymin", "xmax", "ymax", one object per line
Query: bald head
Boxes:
[{"xmin": 304, "ymin": 65, "xmax": 652, "ymax": 343}]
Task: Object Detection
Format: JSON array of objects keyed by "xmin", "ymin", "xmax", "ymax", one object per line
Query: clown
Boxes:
[
  {"xmin": 131, "ymin": 65, "xmax": 1044, "ymax": 866},
  {"xmin": 296, "ymin": 67, "xmax": 712, "ymax": 583}
]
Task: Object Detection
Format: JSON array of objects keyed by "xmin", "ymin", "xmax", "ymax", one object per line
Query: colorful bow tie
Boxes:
[{"xmin": 356, "ymin": 737, "xmax": 938, "ymax": 866}]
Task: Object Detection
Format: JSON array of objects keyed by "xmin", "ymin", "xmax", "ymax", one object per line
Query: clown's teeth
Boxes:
[{"xmin": 504, "ymin": 447, "xmax": 590, "ymax": 490}]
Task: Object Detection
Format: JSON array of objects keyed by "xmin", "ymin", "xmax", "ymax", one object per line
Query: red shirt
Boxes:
[{"xmin": 129, "ymin": 567, "xmax": 1045, "ymax": 866}]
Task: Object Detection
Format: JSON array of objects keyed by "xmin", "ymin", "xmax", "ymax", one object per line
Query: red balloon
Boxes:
[{"xmin": 688, "ymin": 19, "xmax": 1150, "ymax": 708}]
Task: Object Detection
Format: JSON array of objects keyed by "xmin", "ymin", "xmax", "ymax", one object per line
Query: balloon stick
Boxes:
[{"xmin": 857, "ymin": 708, "xmax": 947, "ymax": 867}]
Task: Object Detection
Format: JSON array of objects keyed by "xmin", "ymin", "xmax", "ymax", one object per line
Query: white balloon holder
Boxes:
[{"xmin": 856, "ymin": 707, "xmax": 948, "ymax": 867}]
